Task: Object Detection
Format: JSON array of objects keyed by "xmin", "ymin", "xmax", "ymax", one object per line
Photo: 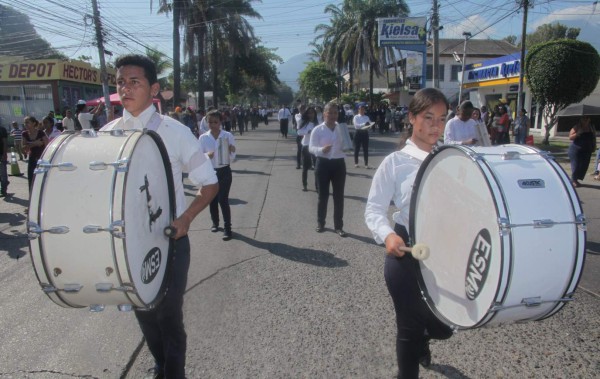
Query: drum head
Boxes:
[
  {"xmin": 410, "ymin": 146, "xmax": 503, "ymax": 329},
  {"xmin": 122, "ymin": 131, "xmax": 175, "ymax": 308}
]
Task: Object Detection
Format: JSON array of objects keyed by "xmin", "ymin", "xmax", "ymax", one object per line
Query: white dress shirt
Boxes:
[
  {"xmin": 364, "ymin": 139, "xmax": 431, "ymax": 244},
  {"xmin": 444, "ymin": 116, "xmax": 479, "ymax": 145},
  {"xmin": 278, "ymin": 108, "xmax": 292, "ymax": 121},
  {"xmin": 62, "ymin": 117, "xmax": 75, "ymax": 131},
  {"xmin": 101, "ymin": 105, "xmax": 217, "ymax": 217},
  {"xmin": 352, "ymin": 114, "xmax": 371, "ymax": 130},
  {"xmin": 297, "ymin": 121, "xmax": 315, "ymax": 146},
  {"xmin": 309, "ymin": 122, "xmax": 347, "ymax": 159},
  {"xmin": 198, "ymin": 129, "xmax": 236, "ymax": 168},
  {"xmin": 78, "ymin": 112, "xmax": 95, "ymax": 129}
]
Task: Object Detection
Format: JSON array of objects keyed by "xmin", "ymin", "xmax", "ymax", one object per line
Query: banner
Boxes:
[
  {"xmin": 0, "ymin": 58, "xmax": 116, "ymax": 86},
  {"xmin": 377, "ymin": 17, "xmax": 427, "ymax": 47}
]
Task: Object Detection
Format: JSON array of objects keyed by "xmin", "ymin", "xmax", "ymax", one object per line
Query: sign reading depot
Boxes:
[
  {"xmin": 377, "ymin": 17, "xmax": 427, "ymax": 46},
  {"xmin": 0, "ymin": 58, "xmax": 116, "ymax": 86}
]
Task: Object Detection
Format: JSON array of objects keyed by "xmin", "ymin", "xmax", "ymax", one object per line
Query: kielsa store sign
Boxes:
[
  {"xmin": 0, "ymin": 58, "xmax": 116, "ymax": 86},
  {"xmin": 377, "ymin": 17, "xmax": 427, "ymax": 47}
]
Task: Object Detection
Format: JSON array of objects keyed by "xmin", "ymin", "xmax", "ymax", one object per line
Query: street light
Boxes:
[{"xmin": 458, "ymin": 31, "xmax": 472, "ymax": 104}]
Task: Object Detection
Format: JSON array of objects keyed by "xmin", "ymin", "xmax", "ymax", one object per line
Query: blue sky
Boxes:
[{"xmin": 4, "ymin": 0, "xmax": 600, "ymax": 64}]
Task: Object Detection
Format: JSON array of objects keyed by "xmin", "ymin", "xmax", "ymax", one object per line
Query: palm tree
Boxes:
[
  {"xmin": 316, "ymin": 0, "xmax": 409, "ymax": 105},
  {"xmin": 145, "ymin": 47, "xmax": 172, "ymax": 90},
  {"xmin": 151, "ymin": 0, "xmax": 191, "ymax": 109}
]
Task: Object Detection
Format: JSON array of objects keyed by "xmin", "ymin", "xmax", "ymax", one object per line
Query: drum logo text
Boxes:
[
  {"xmin": 141, "ymin": 247, "xmax": 161, "ymax": 284},
  {"xmin": 518, "ymin": 179, "xmax": 545, "ymax": 188},
  {"xmin": 465, "ymin": 229, "xmax": 492, "ymax": 300}
]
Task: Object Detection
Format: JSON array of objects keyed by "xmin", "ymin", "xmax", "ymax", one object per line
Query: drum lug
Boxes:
[
  {"xmin": 34, "ymin": 161, "xmax": 77, "ymax": 174},
  {"xmin": 576, "ymin": 214, "xmax": 587, "ymax": 231},
  {"xmin": 521, "ymin": 296, "xmax": 542, "ymax": 307},
  {"xmin": 89, "ymin": 304, "xmax": 105, "ymax": 312},
  {"xmin": 27, "ymin": 222, "xmax": 70, "ymax": 239},
  {"xmin": 467, "ymin": 152, "xmax": 485, "ymax": 161},
  {"xmin": 81, "ymin": 129, "xmax": 98, "ymax": 137},
  {"xmin": 89, "ymin": 158, "xmax": 130, "ymax": 172},
  {"xmin": 63, "ymin": 284, "xmax": 83, "ymax": 293},
  {"xmin": 83, "ymin": 220, "xmax": 125, "ymax": 238},
  {"xmin": 501, "ymin": 151, "xmax": 521, "ymax": 160},
  {"xmin": 95, "ymin": 283, "xmax": 135, "ymax": 293}
]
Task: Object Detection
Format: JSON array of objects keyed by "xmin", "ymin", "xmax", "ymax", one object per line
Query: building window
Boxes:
[
  {"xmin": 451, "ymin": 65, "xmax": 462, "ymax": 81},
  {"xmin": 426, "ymin": 65, "xmax": 445, "ymax": 81}
]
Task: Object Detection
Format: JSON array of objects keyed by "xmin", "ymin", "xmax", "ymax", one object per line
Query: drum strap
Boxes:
[
  {"xmin": 146, "ymin": 112, "xmax": 163, "ymax": 132},
  {"xmin": 400, "ymin": 144, "xmax": 429, "ymax": 161}
]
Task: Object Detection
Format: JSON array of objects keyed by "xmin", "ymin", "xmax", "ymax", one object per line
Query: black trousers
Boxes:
[
  {"xmin": 315, "ymin": 157, "xmax": 346, "ymax": 229},
  {"xmin": 353, "ymin": 129, "xmax": 369, "ymax": 165},
  {"xmin": 135, "ymin": 236, "xmax": 191, "ymax": 379},
  {"xmin": 296, "ymin": 135, "xmax": 303, "ymax": 168},
  {"xmin": 210, "ymin": 165, "xmax": 233, "ymax": 230},
  {"xmin": 385, "ymin": 224, "xmax": 453, "ymax": 379},
  {"xmin": 279, "ymin": 119, "xmax": 288, "ymax": 138},
  {"xmin": 301, "ymin": 145, "xmax": 316, "ymax": 188}
]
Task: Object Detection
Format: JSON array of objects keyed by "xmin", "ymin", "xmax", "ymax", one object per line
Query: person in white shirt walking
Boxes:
[
  {"xmin": 277, "ymin": 105, "xmax": 292, "ymax": 138},
  {"xmin": 352, "ymin": 105, "xmax": 372, "ymax": 168},
  {"xmin": 309, "ymin": 102, "xmax": 347, "ymax": 237},
  {"xmin": 365, "ymin": 88, "xmax": 454, "ymax": 378},
  {"xmin": 297, "ymin": 106, "xmax": 318, "ymax": 191},
  {"xmin": 199, "ymin": 110, "xmax": 237, "ymax": 240}
]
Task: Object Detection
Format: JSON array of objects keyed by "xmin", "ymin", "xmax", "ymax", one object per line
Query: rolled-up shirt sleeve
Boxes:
[{"xmin": 365, "ymin": 156, "xmax": 396, "ymax": 244}]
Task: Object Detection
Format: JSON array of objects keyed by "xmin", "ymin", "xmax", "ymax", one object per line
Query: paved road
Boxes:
[{"xmin": 0, "ymin": 124, "xmax": 598, "ymax": 378}]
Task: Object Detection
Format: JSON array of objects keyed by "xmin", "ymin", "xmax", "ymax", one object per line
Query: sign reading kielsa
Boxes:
[{"xmin": 377, "ymin": 17, "xmax": 427, "ymax": 46}]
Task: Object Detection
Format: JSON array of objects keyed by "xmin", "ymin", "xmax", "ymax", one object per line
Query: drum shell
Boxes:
[
  {"xmin": 410, "ymin": 144, "xmax": 586, "ymax": 329},
  {"xmin": 28, "ymin": 130, "xmax": 175, "ymax": 310}
]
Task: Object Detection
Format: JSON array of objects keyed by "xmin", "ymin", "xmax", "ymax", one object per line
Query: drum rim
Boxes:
[
  {"xmin": 125, "ymin": 130, "xmax": 177, "ymax": 310},
  {"xmin": 409, "ymin": 145, "xmax": 512, "ymax": 329}
]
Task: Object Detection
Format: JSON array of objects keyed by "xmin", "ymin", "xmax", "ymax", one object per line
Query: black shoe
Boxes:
[
  {"xmin": 335, "ymin": 229, "xmax": 347, "ymax": 237},
  {"xmin": 419, "ymin": 339, "xmax": 431, "ymax": 368},
  {"xmin": 316, "ymin": 225, "xmax": 324, "ymax": 233},
  {"xmin": 302, "ymin": 186, "xmax": 308, "ymax": 192},
  {"xmin": 223, "ymin": 229, "xmax": 232, "ymax": 241},
  {"xmin": 144, "ymin": 366, "xmax": 164, "ymax": 379},
  {"xmin": 296, "ymin": 166, "xmax": 301, "ymax": 169},
  {"xmin": 211, "ymin": 225, "xmax": 219, "ymax": 232}
]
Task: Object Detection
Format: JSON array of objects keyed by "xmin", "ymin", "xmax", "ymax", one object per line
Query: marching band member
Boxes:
[
  {"xmin": 101, "ymin": 54, "xmax": 218, "ymax": 379},
  {"xmin": 364, "ymin": 88, "xmax": 454, "ymax": 378},
  {"xmin": 309, "ymin": 102, "xmax": 347, "ymax": 237},
  {"xmin": 199, "ymin": 110, "xmax": 237, "ymax": 241}
]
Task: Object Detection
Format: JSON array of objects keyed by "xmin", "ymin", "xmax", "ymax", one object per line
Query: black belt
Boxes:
[{"xmin": 215, "ymin": 165, "xmax": 230, "ymax": 170}]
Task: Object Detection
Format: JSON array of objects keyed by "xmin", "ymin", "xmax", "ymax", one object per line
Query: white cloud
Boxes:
[{"xmin": 441, "ymin": 14, "xmax": 499, "ymax": 39}]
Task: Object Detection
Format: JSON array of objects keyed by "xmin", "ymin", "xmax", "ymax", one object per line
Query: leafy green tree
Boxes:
[
  {"xmin": 503, "ymin": 35, "xmax": 517, "ymax": 45},
  {"xmin": 525, "ymin": 22, "xmax": 580, "ymax": 46},
  {"xmin": 525, "ymin": 39, "xmax": 600, "ymax": 144},
  {"xmin": 276, "ymin": 84, "xmax": 294, "ymax": 106},
  {"xmin": 146, "ymin": 47, "xmax": 173, "ymax": 90},
  {"xmin": 299, "ymin": 62, "xmax": 338, "ymax": 103},
  {"xmin": 0, "ymin": 5, "xmax": 65, "ymax": 59}
]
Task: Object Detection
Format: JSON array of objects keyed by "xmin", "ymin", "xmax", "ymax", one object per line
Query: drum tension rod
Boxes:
[
  {"xmin": 490, "ymin": 296, "xmax": 574, "ymax": 311},
  {"xmin": 89, "ymin": 158, "xmax": 130, "ymax": 172},
  {"xmin": 41, "ymin": 283, "xmax": 83, "ymax": 293},
  {"xmin": 95, "ymin": 283, "xmax": 136, "ymax": 293},
  {"xmin": 34, "ymin": 160, "xmax": 77, "ymax": 174},
  {"xmin": 83, "ymin": 220, "xmax": 125, "ymax": 238}
]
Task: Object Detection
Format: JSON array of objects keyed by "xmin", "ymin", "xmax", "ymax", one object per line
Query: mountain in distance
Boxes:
[{"xmin": 277, "ymin": 53, "xmax": 314, "ymax": 92}]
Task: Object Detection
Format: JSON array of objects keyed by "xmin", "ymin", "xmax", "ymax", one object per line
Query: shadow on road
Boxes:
[
  {"xmin": 234, "ymin": 233, "xmax": 349, "ymax": 268},
  {"xmin": 426, "ymin": 363, "xmax": 471, "ymax": 378}
]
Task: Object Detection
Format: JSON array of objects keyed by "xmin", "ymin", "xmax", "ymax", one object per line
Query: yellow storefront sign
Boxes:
[{"xmin": 0, "ymin": 58, "xmax": 116, "ymax": 86}]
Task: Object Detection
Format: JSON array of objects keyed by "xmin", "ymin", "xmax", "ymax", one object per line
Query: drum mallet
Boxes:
[
  {"xmin": 163, "ymin": 226, "xmax": 177, "ymax": 238},
  {"xmin": 397, "ymin": 243, "xmax": 430, "ymax": 260}
]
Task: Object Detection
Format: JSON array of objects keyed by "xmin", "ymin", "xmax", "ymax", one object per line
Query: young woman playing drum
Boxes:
[{"xmin": 364, "ymin": 88, "xmax": 453, "ymax": 378}]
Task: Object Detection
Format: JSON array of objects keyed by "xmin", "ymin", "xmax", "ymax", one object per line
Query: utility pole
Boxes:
[
  {"xmin": 458, "ymin": 31, "xmax": 471, "ymax": 104},
  {"xmin": 517, "ymin": 0, "xmax": 530, "ymax": 112},
  {"xmin": 432, "ymin": 0, "xmax": 441, "ymax": 89},
  {"xmin": 91, "ymin": 0, "xmax": 111, "ymax": 119}
]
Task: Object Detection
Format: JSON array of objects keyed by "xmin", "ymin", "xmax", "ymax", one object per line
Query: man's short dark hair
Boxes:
[{"xmin": 115, "ymin": 54, "xmax": 158, "ymax": 85}]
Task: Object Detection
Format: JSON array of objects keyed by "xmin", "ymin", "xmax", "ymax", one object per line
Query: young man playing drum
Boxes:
[
  {"xmin": 365, "ymin": 88, "xmax": 454, "ymax": 378},
  {"xmin": 101, "ymin": 54, "xmax": 219, "ymax": 379}
]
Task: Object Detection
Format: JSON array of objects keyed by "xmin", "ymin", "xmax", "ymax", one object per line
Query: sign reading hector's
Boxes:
[
  {"xmin": 0, "ymin": 58, "xmax": 116, "ymax": 86},
  {"xmin": 377, "ymin": 17, "xmax": 427, "ymax": 47}
]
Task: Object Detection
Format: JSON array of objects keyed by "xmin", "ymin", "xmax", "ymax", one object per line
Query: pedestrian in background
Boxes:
[
  {"xmin": 10, "ymin": 121, "xmax": 25, "ymax": 161},
  {"xmin": 568, "ymin": 115, "xmax": 597, "ymax": 187}
]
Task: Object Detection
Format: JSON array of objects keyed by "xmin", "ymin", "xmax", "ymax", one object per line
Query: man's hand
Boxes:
[{"xmin": 384, "ymin": 233, "xmax": 407, "ymax": 258}]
